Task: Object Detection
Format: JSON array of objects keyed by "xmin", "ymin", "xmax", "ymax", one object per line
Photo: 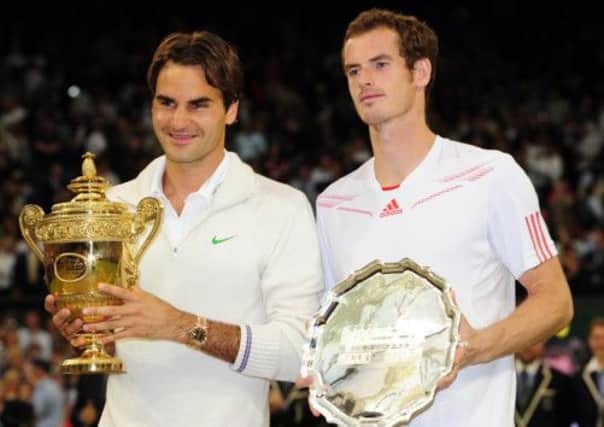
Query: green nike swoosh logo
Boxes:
[{"xmin": 211, "ymin": 235, "xmax": 236, "ymax": 245}]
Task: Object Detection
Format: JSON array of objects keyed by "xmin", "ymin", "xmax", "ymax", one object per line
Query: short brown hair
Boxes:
[
  {"xmin": 146, "ymin": 31, "xmax": 243, "ymax": 108},
  {"xmin": 343, "ymin": 8, "xmax": 438, "ymax": 101}
]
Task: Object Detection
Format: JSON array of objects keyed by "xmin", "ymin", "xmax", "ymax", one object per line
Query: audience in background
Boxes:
[{"xmin": 0, "ymin": 5, "xmax": 602, "ymax": 426}]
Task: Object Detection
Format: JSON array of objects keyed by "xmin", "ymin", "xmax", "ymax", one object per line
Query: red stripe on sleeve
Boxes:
[
  {"xmin": 525, "ymin": 214, "xmax": 544, "ymax": 263},
  {"xmin": 530, "ymin": 212, "xmax": 546, "ymax": 262},
  {"xmin": 535, "ymin": 212, "xmax": 554, "ymax": 260}
]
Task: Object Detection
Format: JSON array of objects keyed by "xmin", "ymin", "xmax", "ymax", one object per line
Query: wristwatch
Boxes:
[{"xmin": 187, "ymin": 315, "xmax": 209, "ymax": 349}]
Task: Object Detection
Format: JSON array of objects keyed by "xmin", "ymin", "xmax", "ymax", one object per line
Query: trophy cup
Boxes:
[
  {"xmin": 19, "ymin": 153, "xmax": 162, "ymax": 374},
  {"xmin": 302, "ymin": 258, "xmax": 461, "ymax": 426}
]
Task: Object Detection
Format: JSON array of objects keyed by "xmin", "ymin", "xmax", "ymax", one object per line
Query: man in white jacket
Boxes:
[{"xmin": 45, "ymin": 31, "xmax": 322, "ymax": 426}]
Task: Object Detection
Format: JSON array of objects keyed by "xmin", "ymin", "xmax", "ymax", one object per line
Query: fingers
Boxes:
[
  {"xmin": 449, "ymin": 288, "xmax": 457, "ymax": 304},
  {"xmin": 50, "ymin": 305, "xmax": 84, "ymax": 345},
  {"xmin": 44, "ymin": 294, "xmax": 57, "ymax": 314},
  {"xmin": 298, "ymin": 376, "xmax": 323, "ymax": 418},
  {"xmin": 82, "ymin": 305, "xmax": 127, "ymax": 318},
  {"xmin": 436, "ymin": 370, "xmax": 457, "ymax": 391},
  {"xmin": 64, "ymin": 318, "xmax": 84, "ymax": 338},
  {"xmin": 70, "ymin": 335, "xmax": 88, "ymax": 348},
  {"xmin": 437, "ymin": 342, "xmax": 466, "ymax": 391},
  {"xmin": 309, "ymin": 402, "xmax": 321, "ymax": 417},
  {"xmin": 82, "ymin": 317, "xmax": 127, "ymax": 334},
  {"xmin": 97, "ymin": 282, "xmax": 136, "ymax": 301},
  {"xmin": 52, "ymin": 308, "xmax": 81, "ymax": 336},
  {"xmin": 295, "ymin": 376, "xmax": 313, "ymax": 389},
  {"xmin": 97, "ymin": 329, "xmax": 130, "ymax": 346},
  {"xmin": 51, "ymin": 307, "xmax": 71, "ymax": 328}
]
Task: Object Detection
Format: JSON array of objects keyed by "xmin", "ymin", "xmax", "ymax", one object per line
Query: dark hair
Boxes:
[
  {"xmin": 343, "ymin": 8, "xmax": 439, "ymax": 101},
  {"xmin": 146, "ymin": 31, "xmax": 243, "ymax": 108}
]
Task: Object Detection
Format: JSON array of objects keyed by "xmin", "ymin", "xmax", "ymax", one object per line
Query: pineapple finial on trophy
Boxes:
[{"xmin": 82, "ymin": 152, "xmax": 97, "ymax": 179}]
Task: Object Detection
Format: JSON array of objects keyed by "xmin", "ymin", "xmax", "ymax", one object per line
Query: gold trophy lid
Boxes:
[
  {"xmin": 48, "ymin": 152, "xmax": 128, "ymax": 217},
  {"xmin": 66, "ymin": 152, "xmax": 111, "ymax": 201},
  {"xmin": 22, "ymin": 152, "xmax": 135, "ymax": 243}
]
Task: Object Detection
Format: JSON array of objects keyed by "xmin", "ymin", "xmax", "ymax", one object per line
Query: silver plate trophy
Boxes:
[{"xmin": 301, "ymin": 258, "xmax": 461, "ymax": 426}]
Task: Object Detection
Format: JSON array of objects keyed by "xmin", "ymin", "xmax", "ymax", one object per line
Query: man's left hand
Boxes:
[
  {"xmin": 81, "ymin": 282, "xmax": 189, "ymax": 345},
  {"xmin": 436, "ymin": 314, "xmax": 478, "ymax": 391}
]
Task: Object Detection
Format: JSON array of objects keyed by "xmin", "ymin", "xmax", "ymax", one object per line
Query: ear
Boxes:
[
  {"xmin": 412, "ymin": 58, "xmax": 432, "ymax": 89},
  {"xmin": 225, "ymin": 99, "xmax": 239, "ymax": 125}
]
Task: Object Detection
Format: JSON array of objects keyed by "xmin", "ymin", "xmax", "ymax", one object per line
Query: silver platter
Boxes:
[{"xmin": 302, "ymin": 258, "xmax": 461, "ymax": 426}]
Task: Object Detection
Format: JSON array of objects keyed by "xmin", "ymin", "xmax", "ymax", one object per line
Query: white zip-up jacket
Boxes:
[{"xmin": 99, "ymin": 152, "xmax": 322, "ymax": 427}]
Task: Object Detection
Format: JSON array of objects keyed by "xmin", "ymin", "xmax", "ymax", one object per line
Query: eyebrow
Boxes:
[
  {"xmin": 369, "ymin": 54, "xmax": 393, "ymax": 63},
  {"xmin": 155, "ymin": 95, "xmax": 213, "ymax": 105},
  {"xmin": 344, "ymin": 54, "xmax": 394, "ymax": 72}
]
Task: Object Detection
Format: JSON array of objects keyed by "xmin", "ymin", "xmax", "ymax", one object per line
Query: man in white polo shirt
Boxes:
[
  {"xmin": 45, "ymin": 31, "xmax": 322, "ymax": 426},
  {"xmin": 314, "ymin": 8, "xmax": 573, "ymax": 427}
]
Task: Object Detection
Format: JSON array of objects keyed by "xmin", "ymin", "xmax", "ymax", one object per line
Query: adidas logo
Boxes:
[{"xmin": 379, "ymin": 198, "xmax": 403, "ymax": 218}]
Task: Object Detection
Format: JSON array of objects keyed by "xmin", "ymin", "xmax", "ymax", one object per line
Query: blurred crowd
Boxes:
[
  {"xmin": 0, "ymin": 3, "xmax": 603, "ymax": 426},
  {"xmin": 0, "ymin": 310, "xmax": 106, "ymax": 426}
]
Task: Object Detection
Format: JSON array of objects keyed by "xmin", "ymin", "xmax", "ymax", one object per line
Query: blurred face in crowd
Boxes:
[
  {"xmin": 24, "ymin": 311, "xmax": 40, "ymax": 330},
  {"xmin": 588, "ymin": 324, "xmax": 604, "ymax": 363},
  {"xmin": 343, "ymin": 27, "xmax": 430, "ymax": 127},
  {"xmin": 151, "ymin": 61, "xmax": 238, "ymax": 168}
]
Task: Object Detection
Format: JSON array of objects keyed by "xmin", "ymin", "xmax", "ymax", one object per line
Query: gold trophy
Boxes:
[{"xmin": 18, "ymin": 153, "xmax": 162, "ymax": 375}]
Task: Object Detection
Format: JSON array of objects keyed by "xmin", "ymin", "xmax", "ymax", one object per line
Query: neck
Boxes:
[
  {"xmin": 163, "ymin": 150, "xmax": 224, "ymax": 214},
  {"xmin": 370, "ymin": 111, "xmax": 435, "ymax": 187}
]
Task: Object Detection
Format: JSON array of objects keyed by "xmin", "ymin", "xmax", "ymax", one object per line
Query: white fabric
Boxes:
[
  {"xmin": 99, "ymin": 152, "xmax": 322, "ymax": 427},
  {"xmin": 316, "ymin": 136, "xmax": 557, "ymax": 427},
  {"xmin": 148, "ymin": 152, "xmax": 229, "ymax": 248}
]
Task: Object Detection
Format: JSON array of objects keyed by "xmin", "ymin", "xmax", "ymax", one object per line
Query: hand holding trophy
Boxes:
[{"xmin": 19, "ymin": 153, "xmax": 162, "ymax": 374}]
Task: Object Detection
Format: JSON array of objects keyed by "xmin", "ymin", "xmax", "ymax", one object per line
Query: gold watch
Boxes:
[{"xmin": 187, "ymin": 315, "xmax": 208, "ymax": 349}]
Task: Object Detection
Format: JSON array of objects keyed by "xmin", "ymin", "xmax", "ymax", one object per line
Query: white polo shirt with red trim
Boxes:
[{"xmin": 316, "ymin": 136, "xmax": 557, "ymax": 427}]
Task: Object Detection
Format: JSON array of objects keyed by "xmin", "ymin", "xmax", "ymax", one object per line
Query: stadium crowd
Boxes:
[{"xmin": 0, "ymin": 3, "xmax": 602, "ymax": 426}]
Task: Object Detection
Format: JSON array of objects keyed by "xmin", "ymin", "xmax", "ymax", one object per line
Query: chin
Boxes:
[{"xmin": 360, "ymin": 113, "xmax": 385, "ymax": 126}]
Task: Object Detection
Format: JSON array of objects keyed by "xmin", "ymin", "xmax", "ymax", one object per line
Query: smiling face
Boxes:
[
  {"xmin": 151, "ymin": 61, "xmax": 238, "ymax": 168},
  {"xmin": 343, "ymin": 27, "xmax": 426, "ymax": 127}
]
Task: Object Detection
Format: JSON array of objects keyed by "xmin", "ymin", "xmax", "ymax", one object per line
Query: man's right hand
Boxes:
[
  {"xmin": 44, "ymin": 294, "xmax": 86, "ymax": 347},
  {"xmin": 295, "ymin": 376, "xmax": 321, "ymax": 417}
]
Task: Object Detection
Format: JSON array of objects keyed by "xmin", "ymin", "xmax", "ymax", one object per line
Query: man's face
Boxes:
[
  {"xmin": 343, "ymin": 27, "xmax": 422, "ymax": 127},
  {"xmin": 588, "ymin": 324, "xmax": 604, "ymax": 362},
  {"xmin": 151, "ymin": 61, "xmax": 238, "ymax": 166},
  {"xmin": 25, "ymin": 311, "xmax": 40, "ymax": 329}
]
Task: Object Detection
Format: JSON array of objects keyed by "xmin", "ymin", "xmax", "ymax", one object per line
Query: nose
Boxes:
[
  {"xmin": 170, "ymin": 106, "xmax": 189, "ymax": 129},
  {"xmin": 358, "ymin": 68, "xmax": 374, "ymax": 87}
]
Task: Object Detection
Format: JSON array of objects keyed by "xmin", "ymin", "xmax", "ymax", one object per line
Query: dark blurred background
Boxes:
[{"xmin": 0, "ymin": 1, "xmax": 602, "ymax": 426}]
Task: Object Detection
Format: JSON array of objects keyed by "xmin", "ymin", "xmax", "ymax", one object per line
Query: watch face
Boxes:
[{"xmin": 191, "ymin": 327, "xmax": 206, "ymax": 342}]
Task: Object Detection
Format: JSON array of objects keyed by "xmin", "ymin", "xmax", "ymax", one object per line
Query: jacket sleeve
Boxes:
[{"xmin": 231, "ymin": 189, "xmax": 323, "ymax": 381}]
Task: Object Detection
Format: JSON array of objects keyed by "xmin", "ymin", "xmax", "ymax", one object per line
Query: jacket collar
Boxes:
[{"xmin": 110, "ymin": 151, "xmax": 256, "ymax": 212}]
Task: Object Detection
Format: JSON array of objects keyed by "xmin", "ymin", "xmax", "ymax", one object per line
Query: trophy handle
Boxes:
[
  {"xmin": 18, "ymin": 204, "xmax": 46, "ymax": 263},
  {"xmin": 131, "ymin": 197, "xmax": 163, "ymax": 265}
]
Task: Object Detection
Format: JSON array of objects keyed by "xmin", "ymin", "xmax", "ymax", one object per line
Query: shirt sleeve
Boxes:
[
  {"xmin": 230, "ymin": 190, "xmax": 323, "ymax": 381},
  {"xmin": 487, "ymin": 154, "xmax": 558, "ymax": 279},
  {"xmin": 316, "ymin": 207, "xmax": 337, "ymax": 293}
]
